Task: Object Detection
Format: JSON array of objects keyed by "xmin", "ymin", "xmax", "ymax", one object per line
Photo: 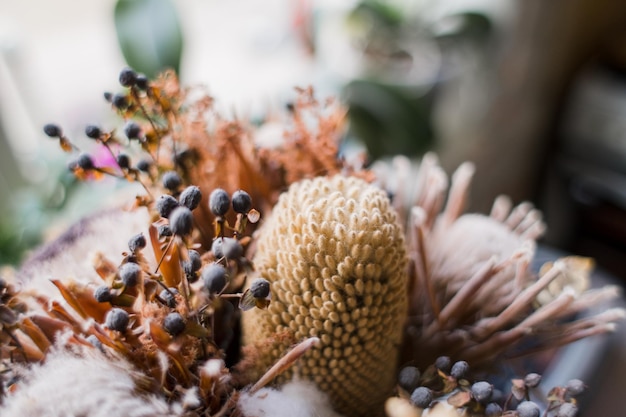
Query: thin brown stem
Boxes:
[
  {"xmin": 154, "ymin": 237, "xmax": 175, "ymax": 274},
  {"xmin": 249, "ymin": 337, "xmax": 320, "ymax": 394}
]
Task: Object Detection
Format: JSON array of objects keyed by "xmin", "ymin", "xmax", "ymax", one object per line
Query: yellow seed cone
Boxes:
[{"xmin": 242, "ymin": 175, "xmax": 408, "ymax": 416}]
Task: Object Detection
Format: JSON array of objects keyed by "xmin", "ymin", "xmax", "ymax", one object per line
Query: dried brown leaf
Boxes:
[
  {"xmin": 148, "ymin": 320, "xmax": 193, "ymax": 385},
  {"xmin": 19, "ymin": 317, "xmax": 51, "ymax": 353},
  {"xmin": 149, "ymin": 224, "xmax": 182, "ymax": 287},
  {"xmin": 51, "ymin": 279, "xmax": 109, "ymax": 322},
  {"xmin": 447, "ymin": 390, "xmax": 471, "ymax": 407},
  {"xmin": 29, "ymin": 315, "xmax": 72, "ymax": 341}
]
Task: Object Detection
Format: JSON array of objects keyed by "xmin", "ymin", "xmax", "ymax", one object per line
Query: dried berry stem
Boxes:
[
  {"xmin": 248, "ymin": 337, "xmax": 320, "ymax": 394},
  {"xmin": 154, "ymin": 237, "xmax": 175, "ymax": 275}
]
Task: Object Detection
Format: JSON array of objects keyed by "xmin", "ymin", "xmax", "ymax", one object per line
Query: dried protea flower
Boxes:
[
  {"xmin": 241, "ymin": 175, "xmax": 408, "ymax": 417},
  {"xmin": 5, "ymin": 67, "xmax": 625, "ymax": 417},
  {"xmin": 380, "ymin": 154, "xmax": 626, "ymax": 369}
]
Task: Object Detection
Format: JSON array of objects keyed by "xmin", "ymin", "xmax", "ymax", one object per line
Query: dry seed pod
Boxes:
[{"xmin": 242, "ymin": 175, "xmax": 408, "ymax": 417}]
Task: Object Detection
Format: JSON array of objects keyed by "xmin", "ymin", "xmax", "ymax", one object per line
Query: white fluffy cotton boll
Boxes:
[
  {"xmin": 0, "ymin": 349, "xmax": 176, "ymax": 417},
  {"xmin": 238, "ymin": 380, "xmax": 346, "ymax": 417}
]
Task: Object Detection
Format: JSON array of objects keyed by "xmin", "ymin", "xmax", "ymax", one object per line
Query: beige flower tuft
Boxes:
[{"xmin": 242, "ymin": 175, "xmax": 408, "ymax": 417}]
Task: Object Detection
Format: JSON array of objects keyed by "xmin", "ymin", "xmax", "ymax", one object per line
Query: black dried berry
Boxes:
[
  {"xmin": 105, "ymin": 308, "xmax": 129, "ymax": 332},
  {"xmin": 159, "ymin": 288, "xmax": 178, "ymax": 308},
  {"xmin": 470, "ymin": 381, "xmax": 493, "ymax": 404},
  {"xmin": 67, "ymin": 159, "xmax": 79, "ymax": 171},
  {"xmin": 156, "ymin": 194, "xmax": 179, "ymax": 218},
  {"xmin": 94, "ymin": 285, "xmax": 112, "ymax": 303},
  {"xmin": 211, "ymin": 237, "xmax": 242, "ymax": 260},
  {"xmin": 557, "ymin": 402, "xmax": 578, "ymax": 417},
  {"xmin": 116, "ymin": 153, "xmax": 131, "ymax": 169},
  {"xmin": 485, "ymin": 402, "xmax": 503, "ymax": 417},
  {"xmin": 250, "ymin": 278, "xmax": 270, "ymax": 299},
  {"xmin": 209, "ymin": 188, "xmax": 230, "ymax": 216},
  {"xmin": 524, "ymin": 373, "xmax": 542, "ymax": 388},
  {"xmin": 565, "ymin": 379, "xmax": 585, "ymax": 397},
  {"xmin": 119, "ymin": 67, "xmax": 137, "ymax": 87},
  {"xmin": 179, "ymin": 185, "xmax": 202, "ymax": 210},
  {"xmin": 169, "ymin": 207, "xmax": 194, "ymax": 236},
  {"xmin": 77, "ymin": 153, "xmax": 95, "ymax": 170},
  {"xmin": 136, "ymin": 159, "xmax": 151, "ymax": 172},
  {"xmin": 128, "ymin": 233, "xmax": 147, "ymax": 252},
  {"xmin": 163, "ymin": 312, "xmax": 186, "ymax": 336},
  {"xmin": 86, "ymin": 334, "xmax": 103, "ymax": 350},
  {"xmin": 410, "ymin": 387, "xmax": 432, "ymax": 409},
  {"xmin": 398, "ymin": 366, "xmax": 420, "ymax": 392},
  {"xmin": 183, "ymin": 249, "xmax": 202, "ymax": 275},
  {"xmin": 450, "ymin": 361, "xmax": 469, "ymax": 379},
  {"xmin": 211, "ymin": 237, "xmax": 224, "ymax": 258},
  {"xmin": 182, "ymin": 261, "xmax": 197, "ymax": 278},
  {"xmin": 103, "ymin": 92, "xmax": 113, "ymax": 102},
  {"xmin": 157, "ymin": 224, "xmax": 172, "ymax": 238},
  {"xmin": 162, "ymin": 170, "xmax": 182, "ymax": 191},
  {"xmin": 135, "ymin": 74, "xmax": 149, "ymax": 90},
  {"xmin": 119, "ymin": 262, "xmax": 141, "ymax": 287},
  {"xmin": 124, "ymin": 121, "xmax": 142, "ymax": 140},
  {"xmin": 112, "ymin": 93, "xmax": 129, "ymax": 109},
  {"xmin": 202, "ymin": 263, "xmax": 227, "ymax": 294},
  {"xmin": 85, "ymin": 125, "xmax": 102, "ymax": 139},
  {"xmin": 517, "ymin": 401, "xmax": 540, "ymax": 417},
  {"xmin": 43, "ymin": 123, "xmax": 62, "ymax": 138},
  {"xmin": 231, "ymin": 190, "xmax": 252, "ymax": 214},
  {"xmin": 435, "ymin": 356, "xmax": 452, "ymax": 373}
]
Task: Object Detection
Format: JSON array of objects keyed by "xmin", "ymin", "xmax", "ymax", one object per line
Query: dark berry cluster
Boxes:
[
  {"xmin": 209, "ymin": 188, "xmax": 259, "ymax": 242},
  {"xmin": 42, "ymin": 67, "xmax": 192, "ymax": 206},
  {"xmin": 41, "ymin": 69, "xmax": 275, "ymax": 410},
  {"xmin": 42, "ymin": 117, "xmax": 159, "ymax": 192},
  {"xmin": 93, "ymin": 233, "xmax": 150, "ymax": 309},
  {"xmin": 395, "ymin": 357, "xmax": 582, "ymax": 416}
]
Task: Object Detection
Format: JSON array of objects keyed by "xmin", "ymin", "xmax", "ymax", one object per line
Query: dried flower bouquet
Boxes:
[{"xmin": 0, "ymin": 69, "xmax": 623, "ymax": 417}]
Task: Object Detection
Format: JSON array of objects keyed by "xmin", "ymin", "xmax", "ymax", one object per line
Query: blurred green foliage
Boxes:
[
  {"xmin": 114, "ymin": 0, "xmax": 183, "ymax": 78},
  {"xmin": 344, "ymin": 1, "xmax": 493, "ymax": 160},
  {"xmin": 0, "ymin": 168, "xmax": 79, "ymax": 265}
]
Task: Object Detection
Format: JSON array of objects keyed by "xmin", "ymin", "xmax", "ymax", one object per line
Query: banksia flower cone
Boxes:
[{"xmin": 242, "ymin": 175, "xmax": 408, "ymax": 416}]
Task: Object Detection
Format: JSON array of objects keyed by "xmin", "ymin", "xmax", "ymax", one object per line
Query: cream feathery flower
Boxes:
[
  {"xmin": 242, "ymin": 175, "xmax": 408, "ymax": 417},
  {"xmin": 0, "ymin": 347, "xmax": 176, "ymax": 417}
]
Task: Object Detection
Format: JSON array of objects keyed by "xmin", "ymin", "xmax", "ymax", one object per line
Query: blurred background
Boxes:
[
  {"xmin": 2, "ymin": 0, "xmax": 626, "ymax": 277},
  {"xmin": 2, "ymin": 0, "xmax": 626, "ymax": 414}
]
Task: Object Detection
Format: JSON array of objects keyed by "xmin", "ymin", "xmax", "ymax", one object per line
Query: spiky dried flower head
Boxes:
[
  {"xmin": 374, "ymin": 153, "xmax": 625, "ymax": 370},
  {"xmin": 242, "ymin": 175, "xmax": 408, "ymax": 417}
]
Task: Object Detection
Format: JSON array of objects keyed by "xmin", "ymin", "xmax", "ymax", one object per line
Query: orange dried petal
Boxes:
[
  {"xmin": 29, "ymin": 315, "xmax": 72, "ymax": 341},
  {"xmin": 148, "ymin": 320, "xmax": 192, "ymax": 384},
  {"xmin": 149, "ymin": 224, "xmax": 182, "ymax": 287},
  {"xmin": 19, "ymin": 317, "xmax": 52, "ymax": 353},
  {"xmin": 51, "ymin": 280, "xmax": 109, "ymax": 322}
]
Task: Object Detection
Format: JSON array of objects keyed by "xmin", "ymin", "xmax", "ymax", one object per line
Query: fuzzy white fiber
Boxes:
[
  {"xmin": 18, "ymin": 209, "xmax": 152, "ymax": 301},
  {"xmin": 0, "ymin": 349, "xmax": 176, "ymax": 417},
  {"xmin": 238, "ymin": 380, "xmax": 346, "ymax": 417}
]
